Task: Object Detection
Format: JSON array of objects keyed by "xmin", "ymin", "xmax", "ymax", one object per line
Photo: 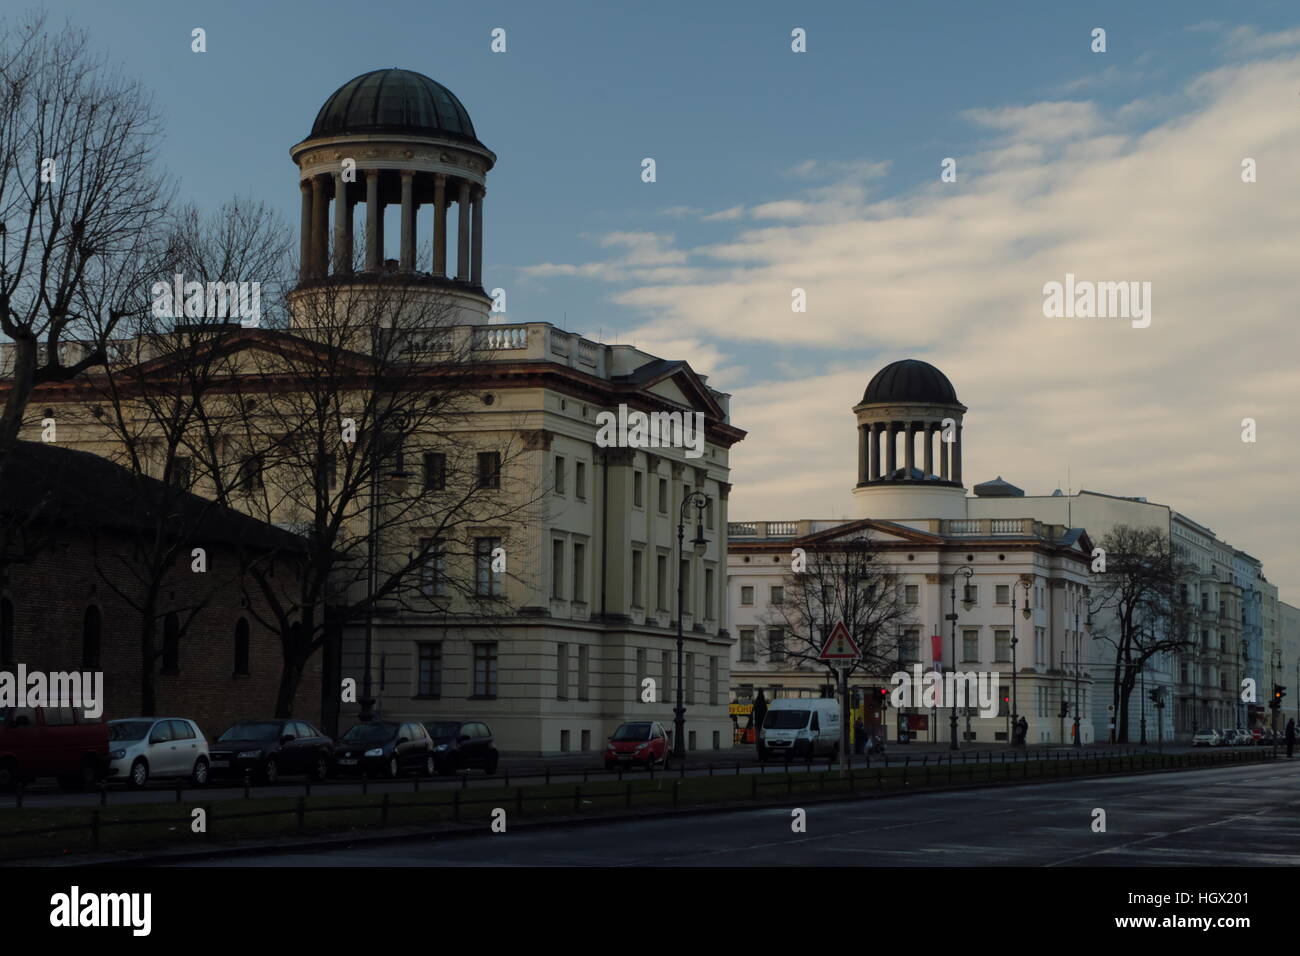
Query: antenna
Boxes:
[{"xmin": 1067, "ymin": 466, "xmax": 1071, "ymax": 528}]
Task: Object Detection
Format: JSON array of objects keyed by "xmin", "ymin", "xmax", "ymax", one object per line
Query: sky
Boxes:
[{"xmin": 17, "ymin": 0, "xmax": 1300, "ymax": 601}]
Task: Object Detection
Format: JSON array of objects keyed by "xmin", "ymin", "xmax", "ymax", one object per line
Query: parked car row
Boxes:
[
  {"xmin": 0, "ymin": 708, "xmax": 499, "ymax": 789},
  {"xmin": 1191, "ymin": 727, "xmax": 1272, "ymax": 747}
]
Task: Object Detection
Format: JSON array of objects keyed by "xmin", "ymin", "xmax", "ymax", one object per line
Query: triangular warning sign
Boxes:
[{"xmin": 818, "ymin": 619, "xmax": 861, "ymax": 660}]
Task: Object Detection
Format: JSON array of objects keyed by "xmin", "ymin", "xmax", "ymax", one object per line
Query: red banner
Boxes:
[{"xmin": 930, "ymin": 634, "xmax": 944, "ymax": 666}]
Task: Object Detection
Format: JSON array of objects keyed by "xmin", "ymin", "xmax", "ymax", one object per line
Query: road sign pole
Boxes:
[{"xmin": 839, "ymin": 665, "xmax": 850, "ymax": 776}]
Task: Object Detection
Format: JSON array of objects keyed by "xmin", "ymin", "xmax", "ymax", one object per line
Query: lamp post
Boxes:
[
  {"xmin": 1071, "ymin": 589, "xmax": 1089, "ymax": 748},
  {"xmin": 1011, "ymin": 578, "xmax": 1032, "ymax": 746},
  {"xmin": 947, "ymin": 565, "xmax": 975, "ymax": 750},
  {"xmin": 360, "ymin": 454, "xmax": 410, "ymax": 723},
  {"xmin": 673, "ymin": 490, "xmax": 709, "ymax": 760}
]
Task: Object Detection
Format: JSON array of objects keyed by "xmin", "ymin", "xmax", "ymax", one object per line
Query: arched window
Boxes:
[
  {"xmin": 162, "ymin": 612, "xmax": 180, "ymax": 673},
  {"xmin": 234, "ymin": 617, "xmax": 250, "ymax": 675},
  {"xmin": 1, "ymin": 597, "xmax": 14, "ymax": 665},
  {"xmin": 82, "ymin": 605, "xmax": 101, "ymax": 670}
]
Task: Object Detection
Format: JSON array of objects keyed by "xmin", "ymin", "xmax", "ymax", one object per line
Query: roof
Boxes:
[
  {"xmin": 973, "ymin": 475, "xmax": 1025, "ymax": 497},
  {"xmin": 0, "ymin": 442, "xmax": 309, "ymax": 554},
  {"xmin": 310, "ymin": 69, "xmax": 480, "ymax": 144},
  {"xmin": 862, "ymin": 359, "xmax": 959, "ymax": 405}
]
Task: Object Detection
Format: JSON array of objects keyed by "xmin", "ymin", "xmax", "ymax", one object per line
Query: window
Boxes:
[
  {"xmin": 560, "ymin": 729, "xmax": 571, "ymax": 753},
  {"xmin": 551, "ymin": 539, "xmax": 565, "ymax": 599},
  {"xmin": 996, "ymin": 584, "xmax": 1010, "ymax": 605},
  {"xmin": 472, "ymin": 642, "xmax": 498, "ymax": 697},
  {"xmin": 82, "ymin": 605, "xmax": 101, "ymax": 670},
  {"xmin": 170, "ymin": 456, "xmax": 192, "ymax": 489},
  {"xmin": 740, "ymin": 586, "xmax": 754, "ymax": 606},
  {"xmin": 905, "ymin": 585, "xmax": 919, "ymax": 605},
  {"xmin": 685, "ymin": 653, "xmax": 695, "ymax": 704},
  {"xmin": 709, "ymin": 656, "xmax": 719, "ymax": 706},
  {"xmin": 704, "ymin": 568, "xmax": 714, "ymax": 619},
  {"xmin": 770, "ymin": 586, "xmax": 784, "ymax": 606},
  {"xmin": 768, "ymin": 628, "xmax": 786, "ymax": 662},
  {"xmin": 0, "ymin": 597, "xmax": 13, "ymax": 665},
  {"xmin": 994, "ymin": 629, "xmax": 1011, "ymax": 662},
  {"xmin": 162, "ymin": 612, "xmax": 180, "ymax": 672},
  {"xmin": 705, "ymin": 497, "xmax": 714, "ymax": 530},
  {"xmin": 417, "ymin": 643, "xmax": 442, "ymax": 697},
  {"xmin": 238, "ymin": 454, "xmax": 264, "ymax": 493},
  {"xmin": 633, "ymin": 471, "xmax": 644, "ymax": 507},
  {"xmin": 578, "ymin": 645, "xmax": 589, "ymax": 700},
  {"xmin": 657, "ymin": 555, "xmax": 668, "ymax": 609},
  {"xmin": 477, "ymin": 451, "xmax": 501, "ymax": 489},
  {"xmin": 739, "ymin": 629, "xmax": 755, "ymax": 662},
  {"xmin": 573, "ymin": 543, "xmax": 586, "ymax": 602},
  {"xmin": 962, "ymin": 629, "xmax": 980, "ymax": 662},
  {"xmin": 631, "ymin": 550, "xmax": 644, "ymax": 606},
  {"xmin": 575, "ymin": 461, "xmax": 586, "ymax": 499},
  {"xmin": 475, "ymin": 537, "xmax": 502, "ymax": 596},
  {"xmin": 557, "ymin": 644, "xmax": 570, "ymax": 699},
  {"xmin": 902, "ymin": 629, "xmax": 919, "ymax": 663},
  {"xmin": 423, "ymin": 452, "xmax": 446, "ymax": 491},
  {"xmin": 658, "ymin": 477, "xmax": 668, "ymax": 514},
  {"xmin": 233, "ymin": 618, "xmax": 250, "ymax": 675},
  {"xmin": 419, "ymin": 537, "xmax": 447, "ymax": 597}
]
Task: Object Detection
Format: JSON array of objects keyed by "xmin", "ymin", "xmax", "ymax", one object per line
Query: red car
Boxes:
[
  {"xmin": 0, "ymin": 706, "xmax": 108, "ymax": 789},
  {"xmin": 604, "ymin": 720, "xmax": 672, "ymax": 771}
]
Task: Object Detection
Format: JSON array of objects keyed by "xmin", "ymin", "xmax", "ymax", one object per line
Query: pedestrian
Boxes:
[
  {"xmin": 854, "ymin": 718, "xmax": 866, "ymax": 755},
  {"xmin": 753, "ymin": 690, "xmax": 769, "ymax": 757},
  {"xmin": 1286, "ymin": 718, "xmax": 1296, "ymax": 759}
]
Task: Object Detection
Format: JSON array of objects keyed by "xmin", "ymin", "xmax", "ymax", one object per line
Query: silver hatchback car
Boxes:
[{"xmin": 107, "ymin": 718, "xmax": 210, "ymax": 787}]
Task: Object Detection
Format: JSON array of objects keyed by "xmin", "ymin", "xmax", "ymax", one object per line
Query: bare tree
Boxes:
[
  {"xmin": 1089, "ymin": 524, "xmax": 1192, "ymax": 742},
  {"xmin": 0, "ymin": 12, "xmax": 171, "ymax": 455}
]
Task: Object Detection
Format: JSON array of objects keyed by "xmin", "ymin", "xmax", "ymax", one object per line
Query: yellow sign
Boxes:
[{"xmin": 729, "ymin": 704, "xmax": 753, "ymax": 716}]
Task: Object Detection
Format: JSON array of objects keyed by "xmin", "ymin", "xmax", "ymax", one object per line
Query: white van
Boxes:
[{"xmin": 759, "ymin": 698, "xmax": 842, "ymax": 759}]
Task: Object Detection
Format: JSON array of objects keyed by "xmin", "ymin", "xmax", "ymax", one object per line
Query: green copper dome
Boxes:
[{"xmin": 310, "ymin": 69, "xmax": 480, "ymax": 143}]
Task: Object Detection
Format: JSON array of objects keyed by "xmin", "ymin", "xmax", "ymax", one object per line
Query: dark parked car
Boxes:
[
  {"xmin": 424, "ymin": 720, "xmax": 498, "ymax": 775},
  {"xmin": 333, "ymin": 721, "xmax": 435, "ymax": 778},
  {"xmin": 0, "ymin": 706, "xmax": 107, "ymax": 789},
  {"xmin": 208, "ymin": 719, "xmax": 332, "ymax": 783}
]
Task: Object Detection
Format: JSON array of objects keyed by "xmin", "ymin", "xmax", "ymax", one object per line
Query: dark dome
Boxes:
[
  {"xmin": 862, "ymin": 359, "xmax": 959, "ymax": 405},
  {"xmin": 310, "ymin": 69, "xmax": 479, "ymax": 142}
]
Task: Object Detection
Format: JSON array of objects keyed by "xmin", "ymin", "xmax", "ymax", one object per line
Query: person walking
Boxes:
[{"xmin": 1286, "ymin": 718, "xmax": 1295, "ymax": 759}]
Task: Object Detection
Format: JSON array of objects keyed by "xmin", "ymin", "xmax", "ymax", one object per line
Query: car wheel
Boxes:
[
  {"xmin": 262, "ymin": 758, "xmax": 279, "ymax": 785},
  {"xmin": 129, "ymin": 759, "xmax": 149, "ymax": 789},
  {"xmin": 311, "ymin": 754, "xmax": 329, "ymax": 781},
  {"xmin": 192, "ymin": 758, "xmax": 209, "ymax": 787},
  {"xmin": 387, "ymin": 756, "xmax": 400, "ymax": 779},
  {"xmin": 484, "ymin": 753, "xmax": 498, "ymax": 776},
  {"xmin": 424, "ymin": 755, "xmax": 436, "ymax": 777}
]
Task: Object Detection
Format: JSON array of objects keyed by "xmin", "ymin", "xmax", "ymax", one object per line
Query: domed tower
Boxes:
[
  {"xmin": 288, "ymin": 69, "xmax": 495, "ymax": 326},
  {"xmin": 851, "ymin": 359, "xmax": 969, "ymax": 520}
]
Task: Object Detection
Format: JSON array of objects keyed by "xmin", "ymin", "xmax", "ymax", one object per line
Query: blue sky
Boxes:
[{"xmin": 20, "ymin": 1, "xmax": 1300, "ymax": 598}]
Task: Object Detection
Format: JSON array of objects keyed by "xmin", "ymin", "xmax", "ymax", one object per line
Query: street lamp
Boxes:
[
  {"xmin": 360, "ymin": 459, "xmax": 411, "ymax": 722},
  {"xmin": 947, "ymin": 565, "xmax": 975, "ymax": 751},
  {"xmin": 673, "ymin": 490, "xmax": 709, "ymax": 760},
  {"xmin": 1071, "ymin": 589, "xmax": 1090, "ymax": 748},
  {"xmin": 1011, "ymin": 577, "xmax": 1032, "ymax": 746}
]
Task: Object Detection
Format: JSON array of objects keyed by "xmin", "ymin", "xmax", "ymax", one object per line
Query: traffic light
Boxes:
[
  {"xmin": 1058, "ymin": 699, "xmax": 1069, "ymax": 719},
  {"xmin": 1148, "ymin": 689, "xmax": 1161, "ymax": 705},
  {"xmin": 877, "ymin": 687, "xmax": 889, "ymax": 709},
  {"xmin": 1271, "ymin": 685, "xmax": 1286, "ymax": 710}
]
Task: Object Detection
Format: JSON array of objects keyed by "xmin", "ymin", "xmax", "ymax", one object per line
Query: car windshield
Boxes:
[
  {"xmin": 341, "ymin": 723, "xmax": 397, "ymax": 742},
  {"xmin": 425, "ymin": 722, "xmax": 461, "ymax": 740},
  {"xmin": 218, "ymin": 722, "xmax": 283, "ymax": 742},
  {"xmin": 764, "ymin": 710, "xmax": 810, "ymax": 730},
  {"xmin": 612, "ymin": 722, "xmax": 652, "ymax": 741},
  {"xmin": 109, "ymin": 721, "xmax": 155, "ymax": 741}
]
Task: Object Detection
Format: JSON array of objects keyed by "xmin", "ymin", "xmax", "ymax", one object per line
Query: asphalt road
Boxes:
[
  {"xmin": 173, "ymin": 754, "xmax": 1300, "ymax": 867},
  {"xmin": 5, "ymin": 744, "xmax": 1203, "ymax": 809}
]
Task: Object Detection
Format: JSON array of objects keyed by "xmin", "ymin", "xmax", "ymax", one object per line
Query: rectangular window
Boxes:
[
  {"xmin": 551, "ymin": 540, "xmax": 565, "ymax": 599},
  {"xmin": 994, "ymin": 629, "xmax": 1011, "ymax": 662},
  {"xmin": 477, "ymin": 451, "xmax": 501, "ymax": 489},
  {"xmin": 903, "ymin": 629, "xmax": 920, "ymax": 663},
  {"xmin": 996, "ymin": 584, "xmax": 1010, "ymax": 605},
  {"xmin": 962, "ymin": 629, "xmax": 980, "ymax": 662},
  {"xmin": 557, "ymin": 644, "xmax": 569, "ymax": 699},
  {"xmin": 554, "ymin": 455, "xmax": 566, "ymax": 494},
  {"xmin": 705, "ymin": 497, "xmax": 714, "ymax": 530},
  {"xmin": 573, "ymin": 542, "xmax": 586, "ymax": 603},
  {"xmin": 740, "ymin": 586, "xmax": 754, "ymax": 606},
  {"xmin": 658, "ymin": 477, "xmax": 668, "ymax": 514},
  {"xmin": 739, "ymin": 629, "xmax": 755, "ymax": 662},
  {"xmin": 704, "ymin": 568, "xmax": 714, "ymax": 619},
  {"xmin": 709, "ymin": 656, "xmax": 719, "ymax": 706},
  {"xmin": 416, "ymin": 643, "xmax": 442, "ymax": 697},
  {"xmin": 419, "ymin": 537, "xmax": 447, "ymax": 597},
  {"xmin": 475, "ymin": 536, "xmax": 502, "ymax": 596},
  {"xmin": 1035, "ymin": 626, "xmax": 1046, "ymax": 665},
  {"xmin": 170, "ymin": 456, "xmax": 192, "ymax": 489},
  {"xmin": 423, "ymin": 452, "xmax": 446, "ymax": 491},
  {"xmin": 578, "ymin": 645, "xmax": 589, "ymax": 700},
  {"xmin": 905, "ymin": 585, "xmax": 919, "ymax": 605},
  {"xmin": 633, "ymin": 470, "xmax": 644, "ymax": 507},
  {"xmin": 770, "ymin": 586, "xmax": 784, "ymax": 606},
  {"xmin": 472, "ymin": 642, "xmax": 498, "ymax": 697},
  {"xmin": 575, "ymin": 461, "xmax": 586, "ymax": 500},
  {"xmin": 657, "ymin": 555, "xmax": 668, "ymax": 609},
  {"xmin": 239, "ymin": 454, "xmax": 264, "ymax": 493},
  {"xmin": 631, "ymin": 550, "xmax": 644, "ymax": 607},
  {"xmin": 768, "ymin": 628, "xmax": 786, "ymax": 662}
]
